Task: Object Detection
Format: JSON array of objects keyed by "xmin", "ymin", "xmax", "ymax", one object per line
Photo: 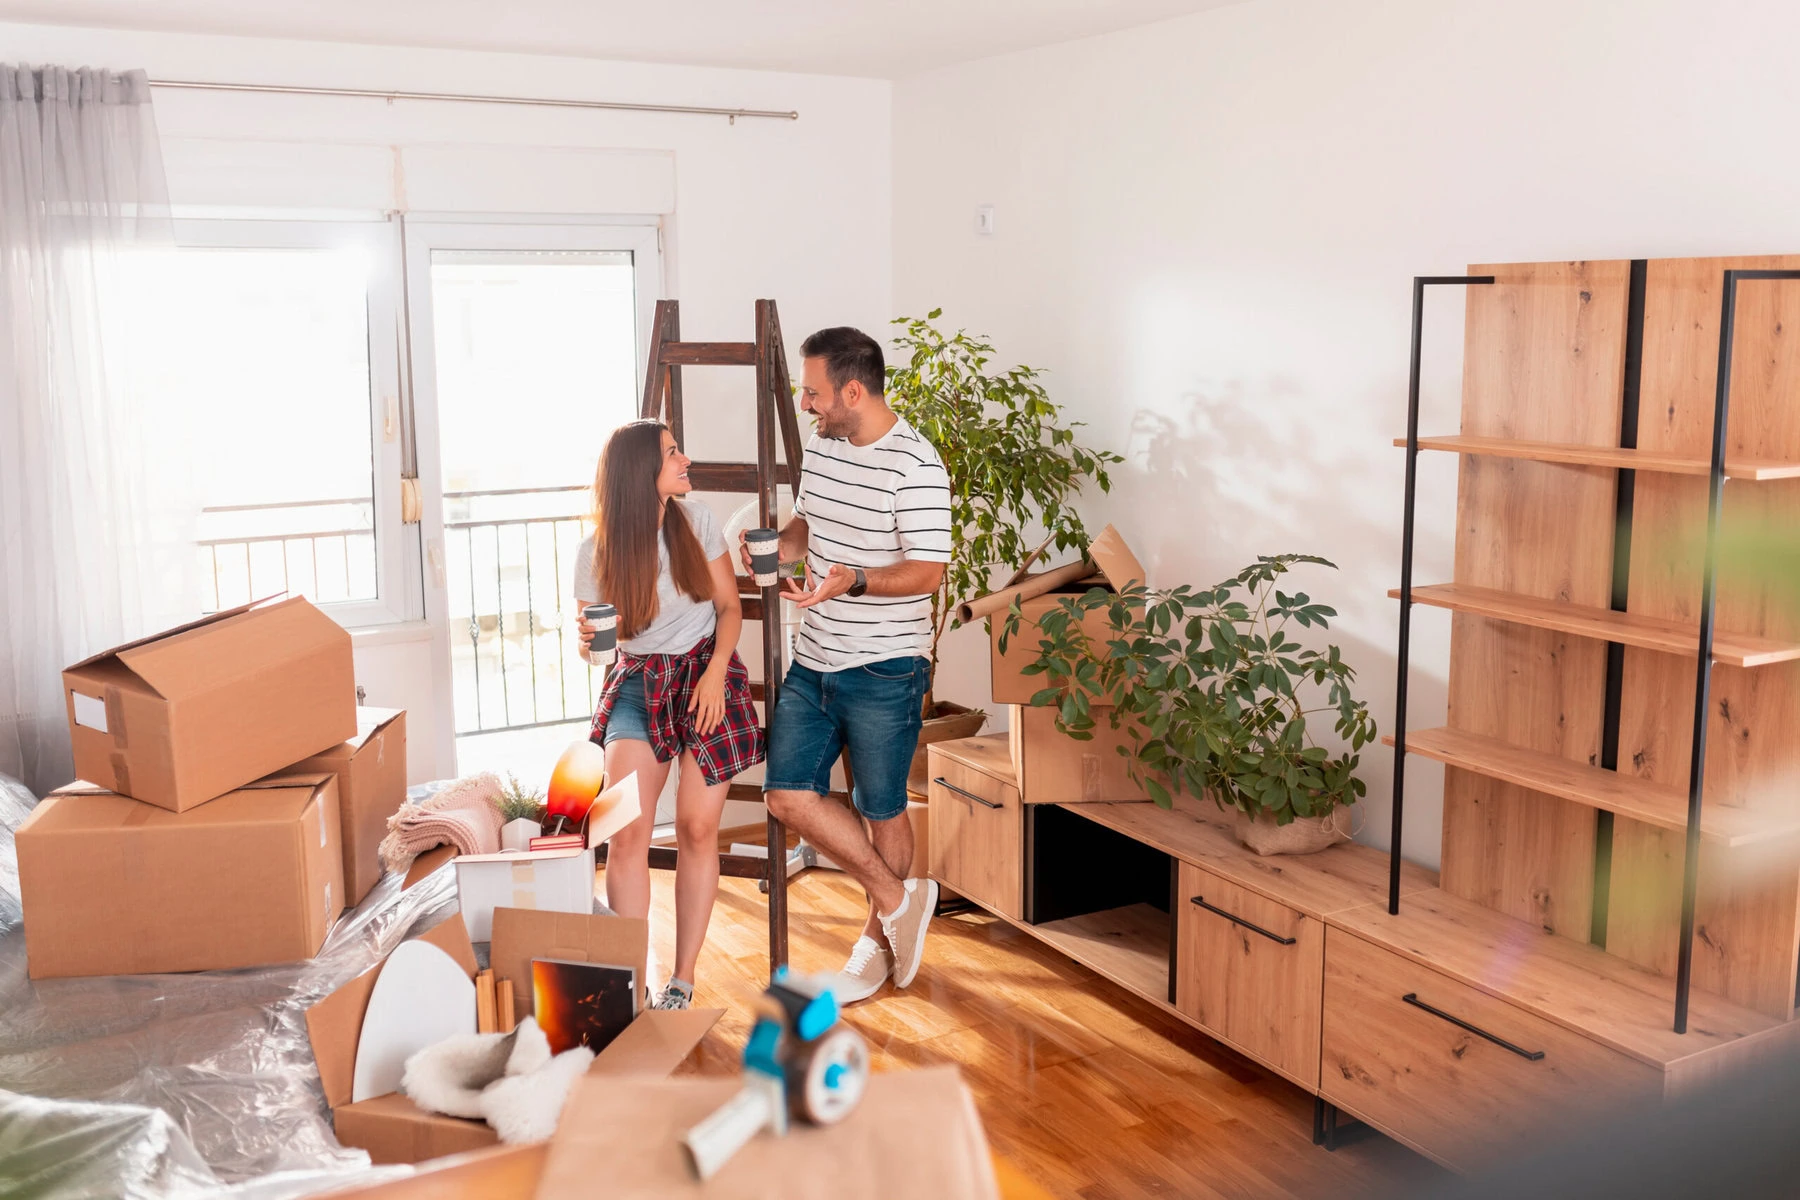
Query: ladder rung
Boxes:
[
  {"xmin": 662, "ymin": 341, "xmax": 757, "ymax": 366},
  {"xmin": 687, "ymin": 462, "xmax": 795, "ymax": 491}
]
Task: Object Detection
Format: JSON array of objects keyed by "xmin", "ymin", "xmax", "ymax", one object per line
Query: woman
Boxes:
[{"xmin": 574, "ymin": 420, "xmax": 762, "ymax": 1010}]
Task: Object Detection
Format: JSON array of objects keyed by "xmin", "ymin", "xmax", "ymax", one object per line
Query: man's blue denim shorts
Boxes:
[{"xmin": 762, "ymin": 657, "xmax": 931, "ymax": 822}]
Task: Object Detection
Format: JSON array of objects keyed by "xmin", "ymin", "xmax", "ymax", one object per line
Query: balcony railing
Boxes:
[{"xmin": 201, "ymin": 487, "xmax": 601, "ymax": 738}]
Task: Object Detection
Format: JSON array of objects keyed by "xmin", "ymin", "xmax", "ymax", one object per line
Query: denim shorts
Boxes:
[
  {"xmin": 600, "ymin": 673, "xmax": 653, "ymax": 746},
  {"xmin": 763, "ymin": 657, "xmax": 930, "ymax": 822}
]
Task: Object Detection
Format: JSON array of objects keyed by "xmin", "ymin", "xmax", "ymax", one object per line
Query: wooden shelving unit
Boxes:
[
  {"xmin": 1030, "ymin": 904, "xmax": 1171, "ymax": 1008},
  {"xmin": 1394, "ymin": 433, "xmax": 1800, "ymax": 480},
  {"xmin": 1389, "ymin": 582, "xmax": 1800, "ymax": 668},
  {"xmin": 1384, "ymin": 727, "xmax": 1800, "ymax": 847}
]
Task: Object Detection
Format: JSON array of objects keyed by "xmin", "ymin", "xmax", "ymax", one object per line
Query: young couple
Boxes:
[{"xmin": 575, "ymin": 325, "xmax": 950, "ymax": 1010}]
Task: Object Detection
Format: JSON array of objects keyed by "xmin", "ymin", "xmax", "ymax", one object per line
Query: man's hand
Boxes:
[
  {"xmin": 785, "ymin": 562, "xmax": 856, "ymax": 609},
  {"xmin": 736, "ymin": 530, "xmax": 754, "ymax": 576}
]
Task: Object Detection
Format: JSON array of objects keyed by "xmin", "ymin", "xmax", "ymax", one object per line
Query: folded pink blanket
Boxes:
[{"xmin": 379, "ymin": 772, "xmax": 505, "ymax": 874}]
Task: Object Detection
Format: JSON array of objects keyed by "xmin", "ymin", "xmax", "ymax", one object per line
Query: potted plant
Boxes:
[
  {"xmin": 1010, "ymin": 555, "xmax": 1376, "ymax": 856},
  {"xmin": 494, "ymin": 773, "xmax": 547, "ymax": 851},
  {"xmin": 887, "ymin": 311, "xmax": 1124, "ymax": 789}
]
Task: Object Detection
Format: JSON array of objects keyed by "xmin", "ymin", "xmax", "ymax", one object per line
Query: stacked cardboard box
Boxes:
[
  {"xmin": 16, "ymin": 597, "xmax": 407, "ymax": 979},
  {"xmin": 967, "ymin": 526, "xmax": 1153, "ymax": 804}
]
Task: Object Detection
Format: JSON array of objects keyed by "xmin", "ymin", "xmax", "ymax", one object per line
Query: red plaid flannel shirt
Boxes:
[{"xmin": 588, "ymin": 635, "xmax": 764, "ymax": 785}]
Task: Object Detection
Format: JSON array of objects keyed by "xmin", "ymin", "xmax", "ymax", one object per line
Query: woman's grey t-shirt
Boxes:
[{"xmin": 573, "ymin": 499, "xmax": 728, "ymax": 656}]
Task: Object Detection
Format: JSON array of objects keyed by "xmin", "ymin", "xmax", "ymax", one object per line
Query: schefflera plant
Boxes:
[{"xmin": 1007, "ymin": 554, "xmax": 1376, "ymax": 822}]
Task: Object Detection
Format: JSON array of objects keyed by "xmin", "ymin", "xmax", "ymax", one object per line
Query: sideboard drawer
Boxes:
[
  {"xmin": 927, "ymin": 747, "xmax": 1022, "ymax": 920},
  {"xmin": 1320, "ymin": 928, "xmax": 1659, "ymax": 1172},
  {"xmin": 1175, "ymin": 863, "xmax": 1322, "ymax": 1088}
]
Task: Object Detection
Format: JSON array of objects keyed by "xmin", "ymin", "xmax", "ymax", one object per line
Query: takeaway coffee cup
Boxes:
[
  {"xmin": 745, "ymin": 529, "xmax": 781, "ymax": 587},
  {"xmin": 582, "ymin": 603, "xmax": 617, "ymax": 666}
]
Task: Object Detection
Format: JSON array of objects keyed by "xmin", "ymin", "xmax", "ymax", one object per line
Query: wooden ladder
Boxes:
[{"xmin": 630, "ymin": 297, "xmax": 809, "ymax": 977}]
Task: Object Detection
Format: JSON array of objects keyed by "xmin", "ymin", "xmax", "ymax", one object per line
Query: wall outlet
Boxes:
[{"xmin": 975, "ymin": 204, "xmax": 996, "ymax": 236}]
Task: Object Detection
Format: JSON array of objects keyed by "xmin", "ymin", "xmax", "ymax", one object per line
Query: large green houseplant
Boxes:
[
  {"xmin": 886, "ymin": 311, "xmax": 1123, "ymax": 779},
  {"xmin": 1007, "ymin": 554, "xmax": 1377, "ymax": 855}
]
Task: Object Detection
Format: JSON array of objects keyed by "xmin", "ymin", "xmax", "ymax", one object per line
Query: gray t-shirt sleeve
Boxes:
[
  {"xmin": 684, "ymin": 500, "xmax": 728, "ymax": 561},
  {"xmin": 572, "ymin": 534, "xmax": 601, "ymax": 604}
]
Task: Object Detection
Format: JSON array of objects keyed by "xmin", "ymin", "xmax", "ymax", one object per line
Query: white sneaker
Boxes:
[
  {"xmin": 832, "ymin": 935, "xmax": 892, "ymax": 1004},
  {"xmin": 880, "ymin": 878, "xmax": 939, "ymax": 990}
]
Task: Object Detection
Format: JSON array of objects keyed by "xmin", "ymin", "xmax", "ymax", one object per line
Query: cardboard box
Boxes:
[
  {"xmin": 288, "ymin": 707, "xmax": 407, "ymax": 906},
  {"xmin": 62, "ymin": 596, "xmax": 357, "ymax": 811},
  {"xmin": 454, "ymin": 774, "xmax": 640, "ymax": 942},
  {"xmin": 979, "ymin": 526, "xmax": 1147, "ymax": 706},
  {"xmin": 306, "ymin": 910, "xmax": 719, "ymax": 1166},
  {"xmin": 317, "ymin": 1143, "xmax": 549, "ymax": 1199},
  {"xmin": 19, "ymin": 774, "xmax": 345, "ymax": 978},
  {"xmin": 1009, "ymin": 704, "xmax": 1149, "ymax": 804},
  {"xmin": 534, "ymin": 1067, "xmax": 1000, "ymax": 1200}
]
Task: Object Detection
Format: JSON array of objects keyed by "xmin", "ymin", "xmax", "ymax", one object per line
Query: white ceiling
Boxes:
[{"xmin": 0, "ymin": 0, "xmax": 1247, "ymax": 79}]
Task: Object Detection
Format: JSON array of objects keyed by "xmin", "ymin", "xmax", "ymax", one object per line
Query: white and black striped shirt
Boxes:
[{"xmin": 792, "ymin": 417, "xmax": 952, "ymax": 671}]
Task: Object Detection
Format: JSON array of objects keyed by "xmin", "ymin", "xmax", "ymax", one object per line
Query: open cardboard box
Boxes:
[
  {"xmin": 306, "ymin": 908, "xmax": 719, "ymax": 1165},
  {"xmin": 284, "ymin": 707, "xmax": 408, "ymax": 906},
  {"xmin": 972, "ymin": 525, "xmax": 1147, "ymax": 705},
  {"xmin": 1008, "ymin": 704, "xmax": 1148, "ymax": 804},
  {"xmin": 19, "ymin": 773, "xmax": 344, "ymax": 979},
  {"xmin": 61, "ymin": 596, "xmax": 357, "ymax": 812},
  {"xmin": 454, "ymin": 773, "xmax": 640, "ymax": 942}
]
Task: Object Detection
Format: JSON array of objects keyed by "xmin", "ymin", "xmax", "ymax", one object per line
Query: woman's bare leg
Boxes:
[
  {"xmin": 601, "ymin": 738, "xmax": 672, "ymax": 920},
  {"xmin": 670, "ymin": 751, "xmax": 730, "ymax": 985}
]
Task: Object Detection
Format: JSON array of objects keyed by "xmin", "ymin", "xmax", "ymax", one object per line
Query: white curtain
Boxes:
[{"xmin": 0, "ymin": 66, "xmax": 197, "ymax": 796}]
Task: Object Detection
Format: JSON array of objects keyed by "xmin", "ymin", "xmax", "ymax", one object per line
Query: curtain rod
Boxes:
[{"xmin": 148, "ymin": 78, "xmax": 798, "ymax": 123}]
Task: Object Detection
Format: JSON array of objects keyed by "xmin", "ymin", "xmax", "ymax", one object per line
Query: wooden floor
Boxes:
[{"xmin": 639, "ymin": 863, "xmax": 1445, "ymax": 1199}]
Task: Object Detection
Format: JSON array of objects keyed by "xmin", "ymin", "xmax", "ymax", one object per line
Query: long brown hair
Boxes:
[{"xmin": 592, "ymin": 420, "xmax": 713, "ymax": 639}]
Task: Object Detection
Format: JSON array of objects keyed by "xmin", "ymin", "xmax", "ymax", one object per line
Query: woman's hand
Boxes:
[
  {"xmin": 690, "ymin": 666, "xmax": 727, "ymax": 735},
  {"xmin": 575, "ymin": 616, "xmax": 596, "ymax": 653}
]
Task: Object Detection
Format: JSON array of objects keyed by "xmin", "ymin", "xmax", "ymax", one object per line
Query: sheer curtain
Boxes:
[{"xmin": 0, "ymin": 66, "xmax": 198, "ymax": 796}]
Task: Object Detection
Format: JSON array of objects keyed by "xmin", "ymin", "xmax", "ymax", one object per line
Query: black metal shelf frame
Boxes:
[{"xmin": 1386, "ymin": 268, "xmax": 1796, "ymax": 1035}]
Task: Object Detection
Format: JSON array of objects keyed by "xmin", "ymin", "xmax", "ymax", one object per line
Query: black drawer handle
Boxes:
[
  {"xmin": 933, "ymin": 777, "xmax": 1002, "ymax": 810},
  {"xmin": 1402, "ymin": 993, "xmax": 1545, "ymax": 1061},
  {"xmin": 1190, "ymin": 895, "xmax": 1297, "ymax": 945}
]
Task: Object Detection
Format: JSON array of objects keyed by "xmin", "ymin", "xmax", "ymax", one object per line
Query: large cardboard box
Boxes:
[
  {"xmin": 1008, "ymin": 704, "xmax": 1149, "ymax": 805},
  {"xmin": 18, "ymin": 774, "xmax": 345, "ymax": 978},
  {"xmin": 288, "ymin": 707, "xmax": 407, "ymax": 906},
  {"xmin": 979, "ymin": 526, "xmax": 1147, "ymax": 705},
  {"xmin": 62, "ymin": 597, "xmax": 357, "ymax": 811},
  {"xmin": 534, "ymin": 1067, "xmax": 1001, "ymax": 1200},
  {"xmin": 306, "ymin": 910, "xmax": 719, "ymax": 1166}
]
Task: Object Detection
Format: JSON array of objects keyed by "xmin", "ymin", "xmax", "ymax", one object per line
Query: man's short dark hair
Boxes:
[{"xmin": 800, "ymin": 326, "xmax": 885, "ymax": 397}]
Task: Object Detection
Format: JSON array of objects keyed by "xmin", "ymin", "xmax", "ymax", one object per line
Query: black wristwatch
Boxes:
[{"xmin": 848, "ymin": 567, "xmax": 868, "ymax": 598}]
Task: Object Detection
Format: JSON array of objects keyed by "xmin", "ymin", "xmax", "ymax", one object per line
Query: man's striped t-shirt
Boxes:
[{"xmin": 792, "ymin": 416, "xmax": 952, "ymax": 671}]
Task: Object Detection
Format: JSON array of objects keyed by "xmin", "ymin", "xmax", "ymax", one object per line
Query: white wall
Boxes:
[
  {"xmin": 894, "ymin": 0, "xmax": 1800, "ymax": 868},
  {"xmin": 1, "ymin": 20, "xmax": 891, "ymax": 790}
]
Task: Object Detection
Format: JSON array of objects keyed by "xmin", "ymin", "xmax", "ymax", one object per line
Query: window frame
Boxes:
[{"xmin": 166, "ymin": 216, "xmax": 416, "ymax": 628}]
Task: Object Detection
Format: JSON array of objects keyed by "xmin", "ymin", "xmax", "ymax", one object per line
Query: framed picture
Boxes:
[{"xmin": 531, "ymin": 957, "xmax": 638, "ymax": 1055}]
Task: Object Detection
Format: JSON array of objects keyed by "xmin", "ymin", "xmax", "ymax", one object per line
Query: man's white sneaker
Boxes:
[
  {"xmin": 833, "ymin": 935, "xmax": 892, "ymax": 1004},
  {"xmin": 879, "ymin": 878, "xmax": 938, "ymax": 990}
]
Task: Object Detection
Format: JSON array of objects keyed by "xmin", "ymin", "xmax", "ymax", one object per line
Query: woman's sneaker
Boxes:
[
  {"xmin": 651, "ymin": 980, "xmax": 694, "ymax": 1010},
  {"xmin": 832, "ymin": 936, "xmax": 892, "ymax": 1004}
]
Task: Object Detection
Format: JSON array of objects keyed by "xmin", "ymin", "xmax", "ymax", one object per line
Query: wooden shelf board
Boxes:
[
  {"xmin": 1060, "ymin": 797, "xmax": 1438, "ymax": 920},
  {"xmin": 1393, "ymin": 582, "xmax": 1800, "ymax": 668},
  {"xmin": 1326, "ymin": 888, "xmax": 1781, "ymax": 1070},
  {"xmin": 1388, "ymin": 728, "xmax": 1800, "ymax": 848},
  {"xmin": 1395, "ymin": 434, "xmax": 1800, "ymax": 481},
  {"xmin": 1030, "ymin": 903, "xmax": 1170, "ymax": 1008}
]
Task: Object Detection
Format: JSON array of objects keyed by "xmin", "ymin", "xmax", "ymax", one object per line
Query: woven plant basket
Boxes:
[{"xmin": 1234, "ymin": 805, "xmax": 1355, "ymax": 857}]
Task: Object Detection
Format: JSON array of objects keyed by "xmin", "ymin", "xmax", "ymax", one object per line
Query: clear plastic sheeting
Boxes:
[{"xmin": 0, "ymin": 776, "xmax": 461, "ymax": 1198}]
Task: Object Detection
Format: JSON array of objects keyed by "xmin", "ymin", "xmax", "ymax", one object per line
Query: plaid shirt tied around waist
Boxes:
[{"xmin": 588, "ymin": 635, "xmax": 764, "ymax": 785}]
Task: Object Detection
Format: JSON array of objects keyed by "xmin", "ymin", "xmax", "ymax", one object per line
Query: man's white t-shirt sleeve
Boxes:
[{"xmin": 896, "ymin": 457, "xmax": 952, "ymax": 563}]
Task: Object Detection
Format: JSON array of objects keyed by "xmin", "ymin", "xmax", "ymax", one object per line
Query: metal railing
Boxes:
[{"xmin": 201, "ymin": 487, "xmax": 600, "ymax": 737}]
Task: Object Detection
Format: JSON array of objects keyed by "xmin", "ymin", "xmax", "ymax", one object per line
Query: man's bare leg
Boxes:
[
  {"xmin": 765, "ymin": 788, "xmax": 906, "ymax": 916},
  {"xmin": 860, "ymin": 812, "xmax": 914, "ymax": 946}
]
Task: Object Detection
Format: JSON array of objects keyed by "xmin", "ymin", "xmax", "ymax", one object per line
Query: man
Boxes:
[{"xmin": 741, "ymin": 325, "xmax": 950, "ymax": 1003}]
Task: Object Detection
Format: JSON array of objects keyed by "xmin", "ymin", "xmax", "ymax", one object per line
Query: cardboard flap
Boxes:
[
  {"xmin": 490, "ymin": 908, "xmax": 648, "ymax": 1018},
  {"xmin": 404, "ymin": 845, "xmax": 458, "ymax": 889},
  {"xmin": 62, "ymin": 599, "xmax": 262, "ymax": 675},
  {"xmin": 587, "ymin": 1008, "xmax": 720, "ymax": 1078},
  {"xmin": 347, "ymin": 707, "xmax": 405, "ymax": 752},
  {"xmin": 306, "ymin": 915, "xmax": 477, "ymax": 1109},
  {"xmin": 117, "ymin": 597, "xmax": 346, "ymax": 701},
  {"xmin": 584, "ymin": 773, "xmax": 641, "ymax": 849},
  {"xmin": 455, "ymin": 847, "xmax": 588, "ymax": 866},
  {"xmin": 1085, "ymin": 525, "xmax": 1146, "ymax": 591}
]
